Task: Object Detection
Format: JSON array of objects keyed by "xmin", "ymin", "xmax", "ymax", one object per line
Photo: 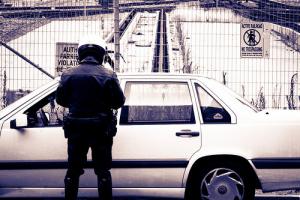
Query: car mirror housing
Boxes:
[{"xmin": 10, "ymin": 114, "xmax": 28, "ymax": 129}]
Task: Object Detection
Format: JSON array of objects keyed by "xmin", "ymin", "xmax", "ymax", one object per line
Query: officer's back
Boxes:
[{"xmin": 58, "ymin": 56, "xmax": 123, "ymax": 116}]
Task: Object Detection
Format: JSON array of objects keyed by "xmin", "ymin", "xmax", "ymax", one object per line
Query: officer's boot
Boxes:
[
  {"xmin": 64, "ymin": 176, "xmax": 79, "ymax": 200},
  {"xmin": 97, "ymin": 170, "xmax": 112, "ymax": 200}
]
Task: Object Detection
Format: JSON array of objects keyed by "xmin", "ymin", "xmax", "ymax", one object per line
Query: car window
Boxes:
[
  {"xmin": 24, "ymin": 92, "xmax": 68, "ymax": 127},
  {"xmin": 120, "ymin": 82, "xmax": 195, "ymax": 124},
  {"xmin": 195, "ymin": 83, "xmax": 231, "ymax": 123},
  {"xmin": 202, "ymin": 78, "xmax": 258, "ymax": 113}
]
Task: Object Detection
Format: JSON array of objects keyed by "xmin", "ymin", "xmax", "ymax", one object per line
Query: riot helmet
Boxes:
[{"xmin": 78, "ymin": 34, "xmax": 107, "ymax": 64}]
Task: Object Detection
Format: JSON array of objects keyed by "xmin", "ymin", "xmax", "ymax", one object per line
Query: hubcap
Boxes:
[{"xmin": 200, "ymin": 168, "xmax": 244, "ymax": 200}]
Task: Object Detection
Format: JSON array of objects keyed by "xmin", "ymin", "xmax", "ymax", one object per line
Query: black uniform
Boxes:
[{"xmin": 56, "ymin": 56, "xmax": 125, "ymax": 200}]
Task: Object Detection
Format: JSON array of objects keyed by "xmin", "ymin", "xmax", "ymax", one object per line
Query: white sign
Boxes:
[
  {"xmin": 240, "ymin": 22, "xmax": 270, "ymax": 58},
  {"xmin": 55, "ymin": 42, "xmax": 79, "ymax": 76}
]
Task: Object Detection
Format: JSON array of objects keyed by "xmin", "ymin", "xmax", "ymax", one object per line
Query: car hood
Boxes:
[{"xmin": 256, "ymin": 109, "xmax": 300, "ymax": 122}]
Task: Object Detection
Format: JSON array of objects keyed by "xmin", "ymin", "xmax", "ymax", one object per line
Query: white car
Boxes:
[{"xmin": 0, "ymin": 73, "xmax": 299, "ymax": 200}]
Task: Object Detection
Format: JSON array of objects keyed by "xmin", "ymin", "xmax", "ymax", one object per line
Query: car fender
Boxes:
[{"xmin": 182, "ymin": 150, "xmax": 260, "ymax": 187}]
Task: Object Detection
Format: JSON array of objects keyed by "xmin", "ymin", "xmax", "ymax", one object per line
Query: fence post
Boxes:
[{"xmin": 114, "ymin": 0, "xmax": 120, "ymax": 72}]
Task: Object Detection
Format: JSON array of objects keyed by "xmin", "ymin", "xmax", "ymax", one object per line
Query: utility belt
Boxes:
[{"xmin": 63, "ymin": 112, "xmax": 117, "ymax": 138}]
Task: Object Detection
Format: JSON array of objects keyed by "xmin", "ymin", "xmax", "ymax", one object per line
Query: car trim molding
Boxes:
[
  {"xmin": 252, "ymin": 159, "xmax": 300, "ymax": 169},
  {"xmin": 0, "ymin": 160, "xmax": 189, "ymax": 170}
]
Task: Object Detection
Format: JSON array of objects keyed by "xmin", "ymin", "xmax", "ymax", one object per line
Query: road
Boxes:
[
  {"xmin": 1, "ymin": 195, "xmax": 300, "ymax": 200},
  {"xmin": 0, "ymin": 196, "xmax": 300, "ymax": 200}
]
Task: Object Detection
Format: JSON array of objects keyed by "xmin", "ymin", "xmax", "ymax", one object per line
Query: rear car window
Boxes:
[
  {"xmin": 120, "ymin": 82, "xmax": 195, "ymax": 124},
  {"xmin": 195, "ymin": 83, "xmax": 231, "ymax": 123}
]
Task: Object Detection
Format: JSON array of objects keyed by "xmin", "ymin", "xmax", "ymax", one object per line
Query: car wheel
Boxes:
[{"xmin": 190, "ymin": 163, "xmax": 255, "ymax": 200}]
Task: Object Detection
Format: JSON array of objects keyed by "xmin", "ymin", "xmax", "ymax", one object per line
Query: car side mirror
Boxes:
[{"xmin": 10, "ymin": 114, "xmax": 28, "ymax": 129}]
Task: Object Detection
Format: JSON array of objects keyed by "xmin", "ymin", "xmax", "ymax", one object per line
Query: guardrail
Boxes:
[
  {"xmin": 225, "ymin": 0, "xmax": 300, "ymax": 33},
  {"xmin": 106, "ymin": 9, "xmax": 137, "ymax": 43}
]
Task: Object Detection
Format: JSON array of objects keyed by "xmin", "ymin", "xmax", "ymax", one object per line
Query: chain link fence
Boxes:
[{"xmin": 0, "ymin": 0, "xmax": 300, "ymax": 110}]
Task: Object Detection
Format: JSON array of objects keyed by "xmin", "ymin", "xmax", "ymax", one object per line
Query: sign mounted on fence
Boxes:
[
  {"xmin": 240, "ymin": 22, "xmax": 270, "ymax": 58},
  {"xmin": 55, "ymin": 42, "xmax": 79, "ymax": 76}
]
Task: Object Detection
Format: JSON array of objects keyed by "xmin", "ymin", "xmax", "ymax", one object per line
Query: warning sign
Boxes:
[
  {"xmin": 240, "ymin": 22, "xmax": 270, "ymax": 58},
  {"xmin": 55, "ymin": 42, "xmax": 79, "ymax": 76}
]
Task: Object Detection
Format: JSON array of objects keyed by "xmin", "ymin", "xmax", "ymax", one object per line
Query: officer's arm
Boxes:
[
  {"xmin": 107, "ymin": 73, "xmax": 125, "ymax": 109},
  {"xmin": 56, "ymin": 77, "xmax": 70, "ymax": 108}
]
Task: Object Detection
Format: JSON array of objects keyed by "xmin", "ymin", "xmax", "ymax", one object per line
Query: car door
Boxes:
[
  {"xmin": 0, "ymin": 90, "xmax": 71, "ymax": 188},
  {"xmin": 112, "ymin": 78, "xmax": 202, "ymax": 188}
]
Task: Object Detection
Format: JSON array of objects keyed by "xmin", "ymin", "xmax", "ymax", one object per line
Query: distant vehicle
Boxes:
[{"xmin": 0, "ymin": 73, "xmax": 300, "ymax": 199}]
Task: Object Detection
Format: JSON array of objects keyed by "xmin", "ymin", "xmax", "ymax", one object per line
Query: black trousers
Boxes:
[
  {"xmin": 65, "ymin": 127, "xmax": 113, "ymax": 200},
  {"xmin": 66, "ymin": 132, "xmax": 113, "ymax": 177}
]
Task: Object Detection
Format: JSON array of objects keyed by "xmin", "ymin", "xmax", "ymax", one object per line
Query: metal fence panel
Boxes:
[{"xmin": 0, "ymin": 0, "xmax": 300, "ymax": 110}]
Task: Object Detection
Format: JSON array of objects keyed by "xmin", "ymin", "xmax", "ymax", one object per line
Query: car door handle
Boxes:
[{"xmin": 176, "ymin": 130, "xmax": 200, "ymax": 137}]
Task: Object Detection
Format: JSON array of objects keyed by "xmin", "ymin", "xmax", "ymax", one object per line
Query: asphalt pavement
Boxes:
[{"xmin": 1, "ymin": 196, "xmax": 300, "ymax": 200}]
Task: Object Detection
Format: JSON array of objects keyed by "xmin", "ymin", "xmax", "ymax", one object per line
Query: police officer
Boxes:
[{"xmin": 56, "ymin": 35, "xmax": 125, "ymax": 200}]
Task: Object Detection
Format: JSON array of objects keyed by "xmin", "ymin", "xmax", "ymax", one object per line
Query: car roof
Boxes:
[{"xmin": 118, "ymin": 73, "xmax": 206, "ymax": 80}]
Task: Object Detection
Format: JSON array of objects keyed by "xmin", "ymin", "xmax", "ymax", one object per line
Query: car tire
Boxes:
[{"xmin": 188, "ymin": 162, "xmax": 255, "ymax": 200}]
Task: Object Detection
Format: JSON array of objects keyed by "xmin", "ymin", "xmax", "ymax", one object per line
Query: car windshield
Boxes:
[{"xmin": 201, "ymin": 78, "xmax": 258, "ymax": 113}]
